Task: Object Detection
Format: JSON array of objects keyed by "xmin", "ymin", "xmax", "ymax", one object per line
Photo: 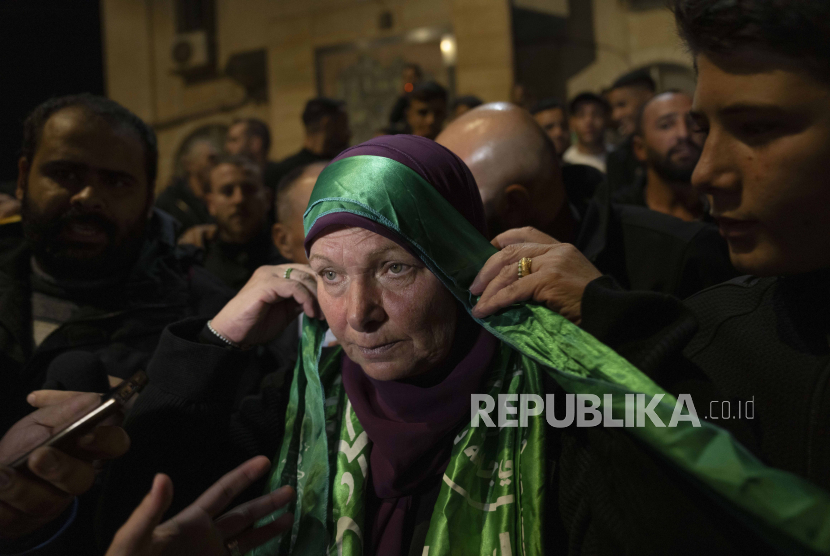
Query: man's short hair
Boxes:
[
  {"xmin": 408, "ymin": 81, "xmax": 448, "ymax": 104},
  {"xmin": 633, "ymin": 89, "xmax": 685, "ymax": 137},
  {"xmin": 530, "ymin": 98, "xmax": 565, "ymax": 116},
  {"xmin": 609, "ymin": 68, "xmax": 656, "ymax": 93},
  {"xmin": 451, "ymin": 95, "xmax": 483, "ymax": 112},
  {"xmin": 274, "ymin": 161, "xmax": 329, "ymax": 219},
  {"xmin": 674, "ymin": 0, "xmax": 830, "ymax": 84},
  {"xmin": 231, "ymin": 117, "xmax": 271, "ymax": 154},
  {"xmin": 21, "ymin": 93, "xmax": 158, "ymax": 187},
  {"xmin": 211, "ymin": 154, "xmax": 262, "ymax": 187},
  {"xmin": 302, "ymin": 98, "xmax": 345, "ymax": 131},
  {"xmin": 568, "ymin": 92, "xmax": 610, "ymax": 116}
]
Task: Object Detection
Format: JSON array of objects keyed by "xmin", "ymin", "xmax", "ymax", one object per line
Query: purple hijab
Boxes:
[{"xmin": 304, "ymin": 135, "xmax": 498, "ymax": 556}]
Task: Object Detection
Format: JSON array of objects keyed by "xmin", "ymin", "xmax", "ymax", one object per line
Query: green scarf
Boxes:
[{"xmin": 252, "ymin": 155, "xmax": 830, "ymax": 556}]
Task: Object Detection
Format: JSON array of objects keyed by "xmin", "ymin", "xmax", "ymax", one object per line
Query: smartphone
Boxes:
[{"xmin": 9, "ymin": 370, "xmax": 149, "ymax": 470}]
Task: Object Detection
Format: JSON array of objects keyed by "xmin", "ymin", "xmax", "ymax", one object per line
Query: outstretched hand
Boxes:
[
  {"xmin": 210, "ymin": 263, "xmax": 324, "ymax": 347},
  {"xmin": 0, "ymin": 392, "xmax": 129, "ymax": 539},
  {"xmin": 105, "ymin": 456, "xmax": 295, "ymax": 556},
  {"xmin": 470, "ymin": 227, "xmax": 602, "ymax": 325}
]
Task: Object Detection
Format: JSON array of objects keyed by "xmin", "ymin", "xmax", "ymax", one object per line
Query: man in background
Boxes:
[
  {"xmin": 450, "ymin": 95, "xmax": 483, "ymax": 121},
  {"xmin": 224, "ymin": 117, "xmax": 282, "ymax": 196},
  {"xmin": 388, "ymin": 63, "xmax": 423, "ymax": 129},
  {"xmin": 1, "ymin": 94, "xmax": 231, "ymax": 432},
  {"xmin": 616, "ymin": 91, "xmax": 708, "ymax": 221},
  {"xmin": 437, "ymin": 102, "xmax": 734, "ymax": 299},
  {"xmin": 155, "ymin": 138, "xmax": 218, "ymax": 233},
  {"xmin": 405, "ymin": 81, "xmax": 448, "ymax": 140},
  {"xmin": 530, "ymin": 98, "xmax": 571, "ymax": 158},
  {"xmin": 272, "ymin": 162, "xmax": 327, "ymax": 265},
  {"xmin": 269, "ymin": 98, "xmax": 350, "ymax": 187},
  {"xmin": 184, "ymin": 155, "xmax": 286, "ymax": 290},
  {"xmin": 562, "ymin": 93, "xmax": 611, "ymax": 172},
  {"xmin": 605, "ymin": 69, "xmax": 656, "ymax": 193}
]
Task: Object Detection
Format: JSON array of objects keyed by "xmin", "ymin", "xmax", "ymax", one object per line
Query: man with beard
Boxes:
[
  {"xmin": 154, "ymin": 138, "xmax": 218, "ymax": 233},
  {"xmin": 616, "ymin": 91, "xmax": 708, "ymax": 221},
  {"xmin": 0, "ymin": 94, "xmax": 232, "ymax": 432},
  {"xmin": 437, "ymin": 102, "xmax": 735, "ymax": 299},
  {"xmin": 192, "ymin": 155, "xmax": 286, "ymax": 290}
]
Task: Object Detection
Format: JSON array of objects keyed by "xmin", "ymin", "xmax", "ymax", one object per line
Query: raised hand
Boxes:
[
  {"xmin": 105, "ymin": 456, "xmax": 294, "ymax": 556},
  {"xmin": 470, "ymin": 229, "xmax": 602, "ymax": 325},
  {"xmin": 210, "ymin": 263, "xmax": 323, "ymax": 347}
]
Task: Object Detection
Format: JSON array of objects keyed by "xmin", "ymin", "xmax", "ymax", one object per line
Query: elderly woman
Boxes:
[{"xmin": 90, "ymin": 136, "xmax": 827, "ymax": 556}]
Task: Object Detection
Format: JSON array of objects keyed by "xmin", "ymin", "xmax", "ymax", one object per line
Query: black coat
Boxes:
[
  {"xmin": 575, "ymin": 197, "xmax": 737, "ymax": 300},
  {"xmin": 154, "ymin": 177, "xmax": 214, "ymax": 233},
  {"xmin": 0, "ymin": 210, "xmax": 233, "ymax": 431}
]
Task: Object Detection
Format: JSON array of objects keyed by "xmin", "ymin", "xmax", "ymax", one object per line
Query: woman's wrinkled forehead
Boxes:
[
  {"xmin": 305, "ymin": 213, "xmax": 421, "ymax": 260},
  {"xmin": 308, "ymin": 226, "xmax": 419, "ymax": 266}
]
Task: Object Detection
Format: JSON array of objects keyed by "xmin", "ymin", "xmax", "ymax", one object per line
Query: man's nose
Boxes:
[
  {"xmin": 70, "ymin": 177, "xmax": 106, "ymax": 212},
  {"xmin": 346, "ymin": 277, "xmax": 385, "ymax": 333},
  {"xmin": 691, "ymin": 127, "xmax": 740, "ymax": 199}
]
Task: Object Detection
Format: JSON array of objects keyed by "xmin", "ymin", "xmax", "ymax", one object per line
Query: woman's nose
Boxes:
[{"xmin": 346, "ymin": 279, "xmax": 385, "ymax": 333}]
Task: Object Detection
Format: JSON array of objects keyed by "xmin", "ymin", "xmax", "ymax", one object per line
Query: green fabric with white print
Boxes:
[{"xmin": 251, "ymin": 155, "xmax": 830, "ymax": 556}]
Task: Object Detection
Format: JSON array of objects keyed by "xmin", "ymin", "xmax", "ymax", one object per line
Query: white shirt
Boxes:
[{"xmin": 562, "ymin": 145, "xmax": 611, "ymax": 173}]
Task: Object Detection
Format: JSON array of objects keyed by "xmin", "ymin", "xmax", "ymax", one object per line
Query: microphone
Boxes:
[{"xmin": 42, "ymin": 351, "xmax": 110, "ymax": 393}]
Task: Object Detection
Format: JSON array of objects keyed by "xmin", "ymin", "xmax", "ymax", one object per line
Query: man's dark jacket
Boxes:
[
  {"xmin": 573, "ymin": 193, "xmax": 736, "ymax": 300},
  {"xmin": 154, "ymin": 176, "xmax": 214, "ymax": 233},
  {"xmin": 0, "ymin": 210, "xmax": 232, "ymax": 431},
  {"xmin": 268, "ymin": 148, "xmax": 328, "ymax": 191},
  {"xmin": 200, "ymin": 227, "xmax": 287, "ymax": 291}
]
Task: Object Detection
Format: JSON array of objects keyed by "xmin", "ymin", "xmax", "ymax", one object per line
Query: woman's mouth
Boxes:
[{"xmin": 354, "ymin": 341, "xmax": 401, "ymax": 359}]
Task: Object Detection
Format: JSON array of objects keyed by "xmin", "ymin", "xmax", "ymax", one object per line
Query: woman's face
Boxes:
[{"xmin": 309, "ymin": 226, "xmax": 458, "ymax": 381}]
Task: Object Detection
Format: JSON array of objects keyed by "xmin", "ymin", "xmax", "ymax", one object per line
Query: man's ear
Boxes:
[
  {"xmin": 632, "ymin": 135, "xmax": 647, "ymax": 163},
  {"xmin": 16, "ymin": 157, "xmax": 30, "ymax": 201},
  {"xmin": 500, "ymin": 184, "xmax": 533, "ymax": 230},
  {"xmin": 271, "ymin": 222, "xmax": 292, "ymax": 260}
]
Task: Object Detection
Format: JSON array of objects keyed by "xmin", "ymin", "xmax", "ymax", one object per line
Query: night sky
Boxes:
[{"xmin": 0, "ymin": 0, "xmax": 104, "ymax": 188}]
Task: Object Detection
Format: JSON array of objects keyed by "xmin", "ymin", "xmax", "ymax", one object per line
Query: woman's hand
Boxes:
[
  {"xmin": 105, "ymin": 456, "xmax": 294, "ymax": 556},
  {"xmin": 0, "ymin": 392, "xmax": 129, "ymax": 539},
  {"xmin": 470, "ymin": 229, "xmax": 602, "ymax": 325},
  {"xmin": 490, "ymin": 226, "xmax": 559, "ymax": 248},
  {"xmin": 210, "ymin": 263, "xmax": 324, "ymax": 347}
]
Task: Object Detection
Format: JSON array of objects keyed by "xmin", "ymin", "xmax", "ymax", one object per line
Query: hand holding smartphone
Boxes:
[{"xmin": 8, "ymin": 370, "xmax": 148, "ymax": 470}]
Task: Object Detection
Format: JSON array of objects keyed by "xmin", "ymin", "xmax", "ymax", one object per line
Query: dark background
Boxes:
[{"xmin": 0, "ymin": 0, "xmax": 104, "ymax": 189}]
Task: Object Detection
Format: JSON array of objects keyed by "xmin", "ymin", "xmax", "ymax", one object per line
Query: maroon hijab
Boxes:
[{"xmin": 305, "ymin": 136, "xmax": 498, "ymax": 555}]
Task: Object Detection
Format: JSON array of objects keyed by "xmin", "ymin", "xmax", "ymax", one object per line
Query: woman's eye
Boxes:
[
  {"xmin": 324, "ymin": 271, "xmax": 337, "ymax": 281},
  {"xmin": 389, "ymin": 263, "xmax": 405, "ymax": 274}
]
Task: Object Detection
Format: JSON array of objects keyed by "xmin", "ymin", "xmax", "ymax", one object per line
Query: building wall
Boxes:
[
  {"xmin": 565, "ymin": 0, "xmax": 692, "ymax": 97},
  {"xmin": 102, "ymin": 0, "xmax": 514, "ymax": 192}
]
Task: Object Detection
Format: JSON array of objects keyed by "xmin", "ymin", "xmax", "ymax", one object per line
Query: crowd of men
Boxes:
[{"xmin": 1, "ymin": 0, "xmax": 829, "ymax": 553}]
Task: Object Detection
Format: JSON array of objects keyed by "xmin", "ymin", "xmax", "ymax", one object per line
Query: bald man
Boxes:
[
  {"xmin": 272, "ymin": 161, "xmax": 327, "ymax": 264},
  {"xmin": 616, "ymin": 92, "xmax": 708, "ymax": 222},
  {"xmin": 437, "ymin": 103, "xmax": 736, "ymax": 298}
]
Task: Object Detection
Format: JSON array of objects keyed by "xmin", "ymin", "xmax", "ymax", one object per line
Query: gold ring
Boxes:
[
  {"xmin": 518, "ymin": 257, "xmax": 532, "ymax": 278},
  {"xmin": 283, "ymin": 267, "xmax": 293, "ymax": 279},
  {"xmin": 226, "ymin": 539, "xmax": 243, "ymax": 556}
]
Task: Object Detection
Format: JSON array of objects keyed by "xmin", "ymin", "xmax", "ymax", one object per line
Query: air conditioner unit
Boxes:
[{"xmin": 171, "ymin": 30, "xmax": 210, "ymax": 70}]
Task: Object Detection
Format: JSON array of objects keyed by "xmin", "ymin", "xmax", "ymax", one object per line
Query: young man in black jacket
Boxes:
[{"xmin": 472, "ymin": 0, "xmax": 830, "ymax": 552}]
